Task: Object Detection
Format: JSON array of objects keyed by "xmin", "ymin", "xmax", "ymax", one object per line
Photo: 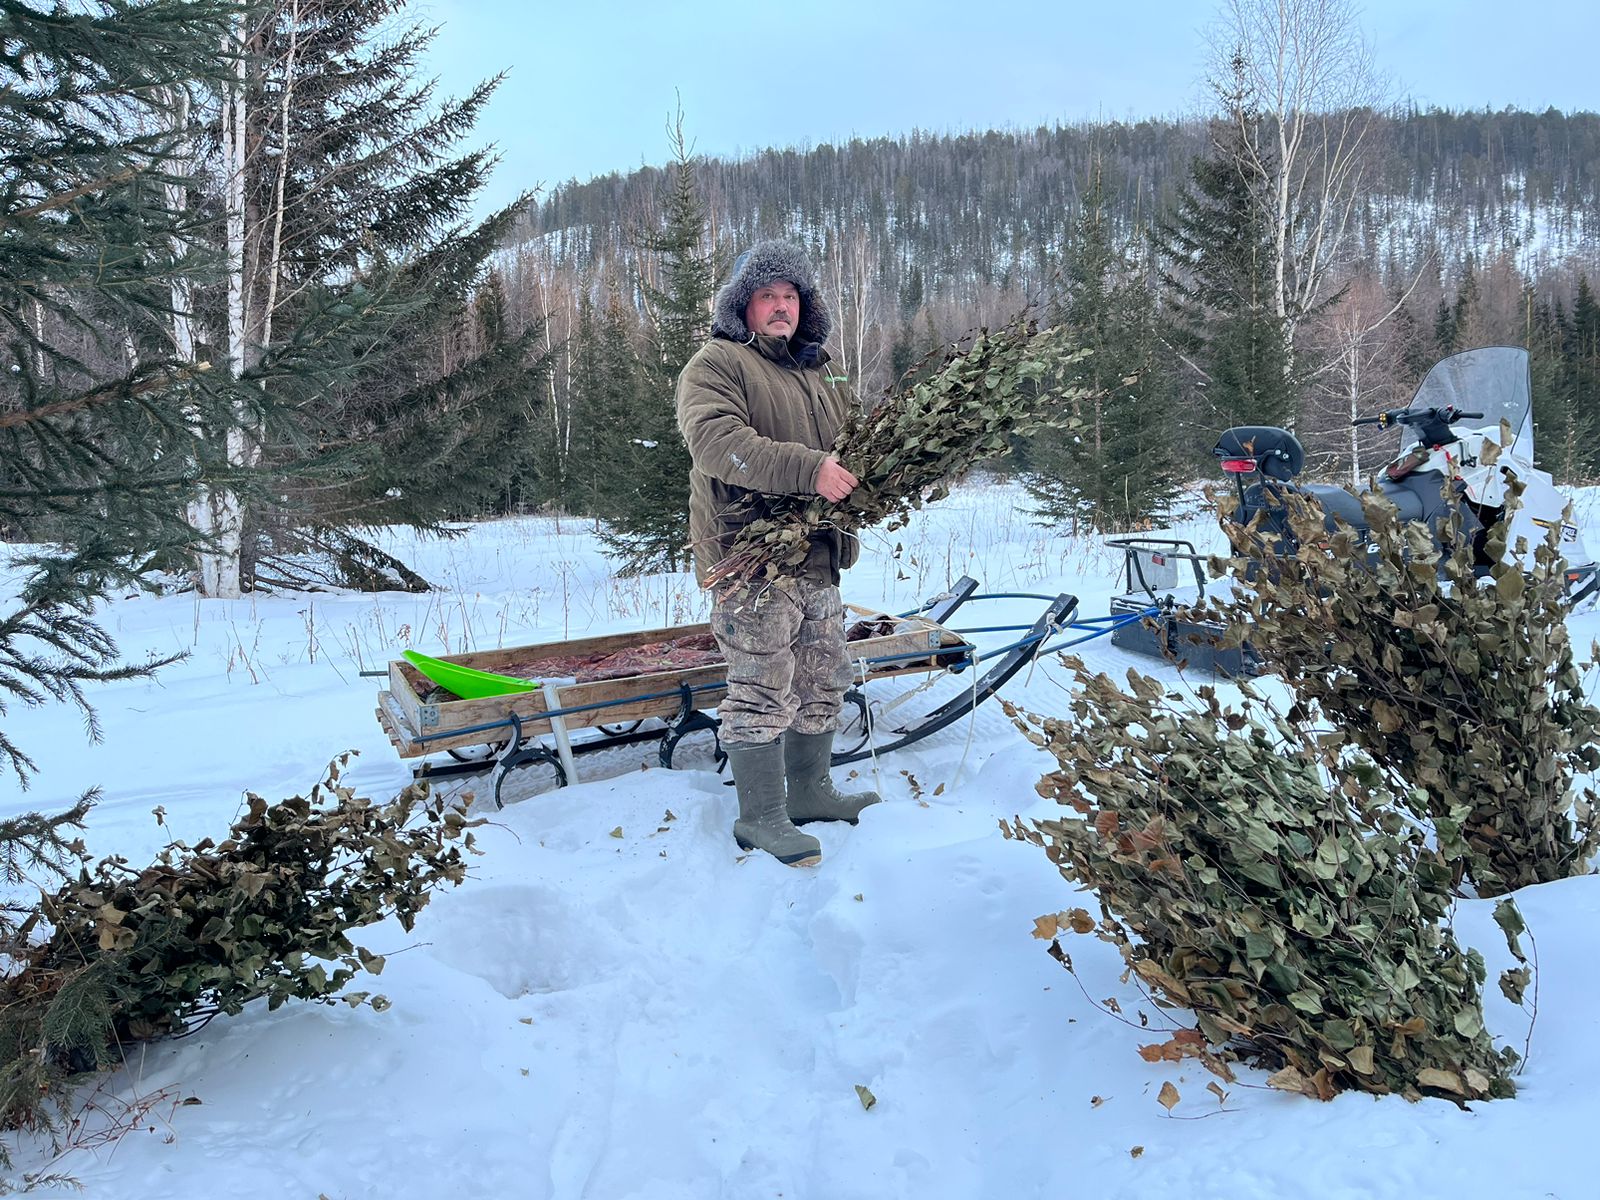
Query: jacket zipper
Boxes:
[{"xmin": 780, "ymin": 343, "xmax": 829, "ymax": 448}]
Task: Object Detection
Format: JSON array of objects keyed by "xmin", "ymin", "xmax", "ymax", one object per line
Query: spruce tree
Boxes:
[
  {"xmin": 1387, "ymin": 276, "xmax": 1436, "ymax": 390},
  {"xmin": 0, "ymin": 0, "xmax": 241, "ymax": 784},
  {"xmin": 1023, "ymin": 163, "xmax": 1182, "ymax": 532},
  {"xmin": 899, "ymin": 265, "xmax": 924, "ymax": 319},
  {"xmin": 595, "ymin": 123, "xmax": 718, "ymax": 574},
  {"xmin": 1527, "ymin": 291, "xmax": 1584, "ymax": 484},
  {"xmin": 563, "ymin": 293, "xmax": 605, "ymax": 516},
  {"xmin": 1156, "ymin": 126, "xmax": 1296, "ymax": 453},
  {"xmin": 471, "ymin": 266, "xmax": 546, "ymax": 516},
  {"xmin": 1, "ymin": 0, "xmax": 240, "ymax": 1145},
  {"xmin": 1570, "ymin": 276, "xmax": 1600, "ymax": 479},
  {"xmin": 1448, "ymin": 258, "xmax": 1483, "ymax": 350},
  {"xmin": 568, "ymin": 287, "xmax": 648, "ymax": 519},
  {"xmin": 255, "ymin": 208, "xmax": 557, "ymax": 589},
  {"xmin": 1433, "ymin": 297, "xmax": 1457, "ymax": 358},
  {"xmin": 189, "ymin": 0, "xmax": 553, "ymax": 591}
]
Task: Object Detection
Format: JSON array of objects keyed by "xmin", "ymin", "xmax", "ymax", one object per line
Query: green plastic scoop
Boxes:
[{"xmin": 402, "ymin": 650, "xmax": 541, "ymax": 699}]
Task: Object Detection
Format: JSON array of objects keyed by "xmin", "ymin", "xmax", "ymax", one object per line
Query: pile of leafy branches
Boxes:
[
  {"xmin": 0, "ymin": 757, "xmax": 479, "ymax": 1136},
  {"xmin": 1003, "ymin": 668, "xmax": 1527, "ymax": 1103},
  {"xmin": 703, "ymin": 316, "xmax": 1084, "ymax": 593},
  {"xmin": 1207, "ymin": 482, "xmax": 1600, "ymax": 895}
]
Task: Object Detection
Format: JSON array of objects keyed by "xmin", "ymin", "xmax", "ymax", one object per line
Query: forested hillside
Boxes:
[{"xmin": 521, "ymin": 108, "xmax": 1600, "ymax": 301}]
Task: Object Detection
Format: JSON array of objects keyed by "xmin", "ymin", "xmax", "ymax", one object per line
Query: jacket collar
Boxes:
[{"xmin": 741, "ymin": 331, "xmax": 831, "ymax": 368}]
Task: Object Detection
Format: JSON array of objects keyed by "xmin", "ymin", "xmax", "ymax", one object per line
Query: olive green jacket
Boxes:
[{"xmin": 676, "ymin": 333, "xmax": 860, "ymax": 586}]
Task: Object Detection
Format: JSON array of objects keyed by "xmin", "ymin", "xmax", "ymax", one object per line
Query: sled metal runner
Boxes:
[{"xmin": 375, "ymin": 577, "xmax": 1080, "ymax": 807}]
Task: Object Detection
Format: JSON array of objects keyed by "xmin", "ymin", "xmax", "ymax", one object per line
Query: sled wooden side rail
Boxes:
[
  {"xmin": 382, "ymin": 621, "xmax": 710, "ymax": 751},
  {"xmin": 374, "ymin": 591, "xmax": 974, "ymax": 762},
  {"xmin": 376, "ymin": 663, "xmax": 730, "ymax": 759}
]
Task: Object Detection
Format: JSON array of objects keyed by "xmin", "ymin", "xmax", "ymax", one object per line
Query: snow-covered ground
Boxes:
[{"xmin": 3, "ymin": 481, "xmax": 1599, "ymax": 1199}]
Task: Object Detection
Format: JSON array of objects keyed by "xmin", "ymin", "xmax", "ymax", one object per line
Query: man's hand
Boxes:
[{"xmin": 815, "ymin": 456, "xmax": 859, "ymax": 503}]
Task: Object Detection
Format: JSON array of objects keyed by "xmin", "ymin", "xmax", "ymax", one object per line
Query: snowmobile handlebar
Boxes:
[{"xmin": 1351, "ymin": 405, "xmax": 1485, "ymax": 429}]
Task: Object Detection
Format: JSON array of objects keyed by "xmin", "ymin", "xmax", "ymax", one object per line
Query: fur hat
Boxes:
[{"xmin": 711, "ymin": 239, "xmax": 831, "ymax": 348}]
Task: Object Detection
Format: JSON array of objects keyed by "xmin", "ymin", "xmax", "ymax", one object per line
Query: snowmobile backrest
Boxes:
[{"xmin": 1213, "ymin": 427, "xmax": 1305, "ymax": 482}]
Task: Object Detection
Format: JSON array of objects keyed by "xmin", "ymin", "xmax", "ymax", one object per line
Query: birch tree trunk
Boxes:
[
  {"xmin": 162, "ymin": 84, "xmax": 225, "ymax": 593},
  {"xmin": 257, "ymin": 0, "xmax": 298, "ymax": 352},
  {"xmin": 1346, "ymin": 338, "xmax": 1362, "ymax": 488},
  {"xmin": 192, "ymin": 3, "xmax": 309, "ymax": 598},
  {"xmin": 844, "ymin": 227, "xmax": 884, "ymax": 394},
  {"xmin": 30, "ymin": 298, "xmax": 46, "ymax": 380},
  {"xmin": 191, "ymin": 14, "xmax": 252, "ymax": 598}
]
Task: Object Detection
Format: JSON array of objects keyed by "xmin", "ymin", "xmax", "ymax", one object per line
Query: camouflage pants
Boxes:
[{"xmin": 712, "ymin": 579, "xmax": 852, "ymax": 746}]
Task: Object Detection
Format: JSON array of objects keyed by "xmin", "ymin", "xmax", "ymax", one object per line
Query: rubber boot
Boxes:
[
  {"xmin": 783, "ymin": 730, "xmax": 881, "ymax": 825},
  {"xmin": 726, "ymin": 740, "xmax": 822, "ymax": 867}
]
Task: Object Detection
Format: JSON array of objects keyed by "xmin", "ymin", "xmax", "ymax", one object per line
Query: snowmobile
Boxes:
[{"xmin": 1107, "ymin": 346, "xmax": 1600, "ymax": 674}]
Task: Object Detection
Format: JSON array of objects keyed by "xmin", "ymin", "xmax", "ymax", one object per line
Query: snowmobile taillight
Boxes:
[{"xmin": 1219, "ymin": 458, "xmax": 1258, "ymax": 474}]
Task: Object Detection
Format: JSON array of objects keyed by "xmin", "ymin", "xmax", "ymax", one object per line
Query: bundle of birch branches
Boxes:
[{"xmin": 704, "ymin": 316, "xmax": 1085, "ymax": 594}]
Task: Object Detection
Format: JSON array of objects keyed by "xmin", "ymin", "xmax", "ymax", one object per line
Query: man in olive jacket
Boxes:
[{"xmin": 676, "ymin": 240, "xmax": 879, "ymax": 867}]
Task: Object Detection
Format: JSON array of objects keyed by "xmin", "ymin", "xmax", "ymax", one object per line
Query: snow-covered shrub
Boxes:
[
  {"xmin": 1212, "ymin": 485, "xmax": 1600, "ymax": 895},
  {"xmin": 0, "ymin": 757, "xmax": 478, "ymax": 1132},
  {"xmin": 1003, "ymin": 671, "xmax": 1525, "ymax": 1103}
]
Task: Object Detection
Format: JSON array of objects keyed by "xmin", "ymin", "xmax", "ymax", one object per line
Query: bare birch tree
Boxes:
[
  {"xmin": 1302, "ymin": 272, "xmax": 1402, "ymax": 483},
  {"xmin": 823, "ymin": 225, "xmax": 887, "ymax": 396},
  {"xmin": 504, "ymin": 243, "xmax": 581, "ymax": 488},
  {"xmin": 1209, "ymin": 0, "xmax": 1390, "ymax": 361}
]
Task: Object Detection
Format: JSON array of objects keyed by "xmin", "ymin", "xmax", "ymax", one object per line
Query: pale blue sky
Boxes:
[{"xmin": 417, "ymin": 0, "xmax": 1600, "ymax": 214}]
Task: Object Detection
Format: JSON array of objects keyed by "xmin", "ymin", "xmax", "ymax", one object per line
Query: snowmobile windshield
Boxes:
[{"xmin": 1406, "ymin": 346, "xmax": 1533, "ymax": 452}]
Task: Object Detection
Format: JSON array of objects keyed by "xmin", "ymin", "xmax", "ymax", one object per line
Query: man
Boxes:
[{"xmin": 676, "ymin": 240, "xmax": 880, "ymax": 867}]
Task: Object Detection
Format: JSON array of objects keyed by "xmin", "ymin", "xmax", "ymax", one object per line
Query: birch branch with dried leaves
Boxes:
[{"xmin": 704, "ymin": 315, "xmax": 1087, "ymax": 594}]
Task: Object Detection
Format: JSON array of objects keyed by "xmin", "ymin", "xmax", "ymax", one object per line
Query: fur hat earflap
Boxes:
[{"xmin": 711, "ymin": 239, "xmax": 831, "ymax": 347}]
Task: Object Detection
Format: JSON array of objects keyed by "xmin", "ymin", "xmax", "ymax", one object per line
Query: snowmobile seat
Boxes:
[
  {"xmin": 1213, "ymin": 426, "xmax": 1304, "ymax": 481},
  {"xmin": 1302, "ymin": 483, "xmax": 1369, "ymax": 534},
  {"xmin": 1375, "ymin": 471, "xmax": 1447, "ymax": 526}
]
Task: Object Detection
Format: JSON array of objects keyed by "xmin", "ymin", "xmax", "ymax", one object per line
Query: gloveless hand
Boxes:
[{"xmin": 814, "ymin": 456, "xmax": 859, "ymax": 503}]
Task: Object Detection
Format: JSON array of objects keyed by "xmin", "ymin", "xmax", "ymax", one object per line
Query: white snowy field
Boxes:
[{"xmin": 3, "ymin": 481, "xmax": 1600, "ymax": 1200}]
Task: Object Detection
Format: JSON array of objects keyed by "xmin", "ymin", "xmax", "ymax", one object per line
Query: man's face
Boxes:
[{"xmin": 745, "ymin": 280, "xmax": 800, "ymax": 338}]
